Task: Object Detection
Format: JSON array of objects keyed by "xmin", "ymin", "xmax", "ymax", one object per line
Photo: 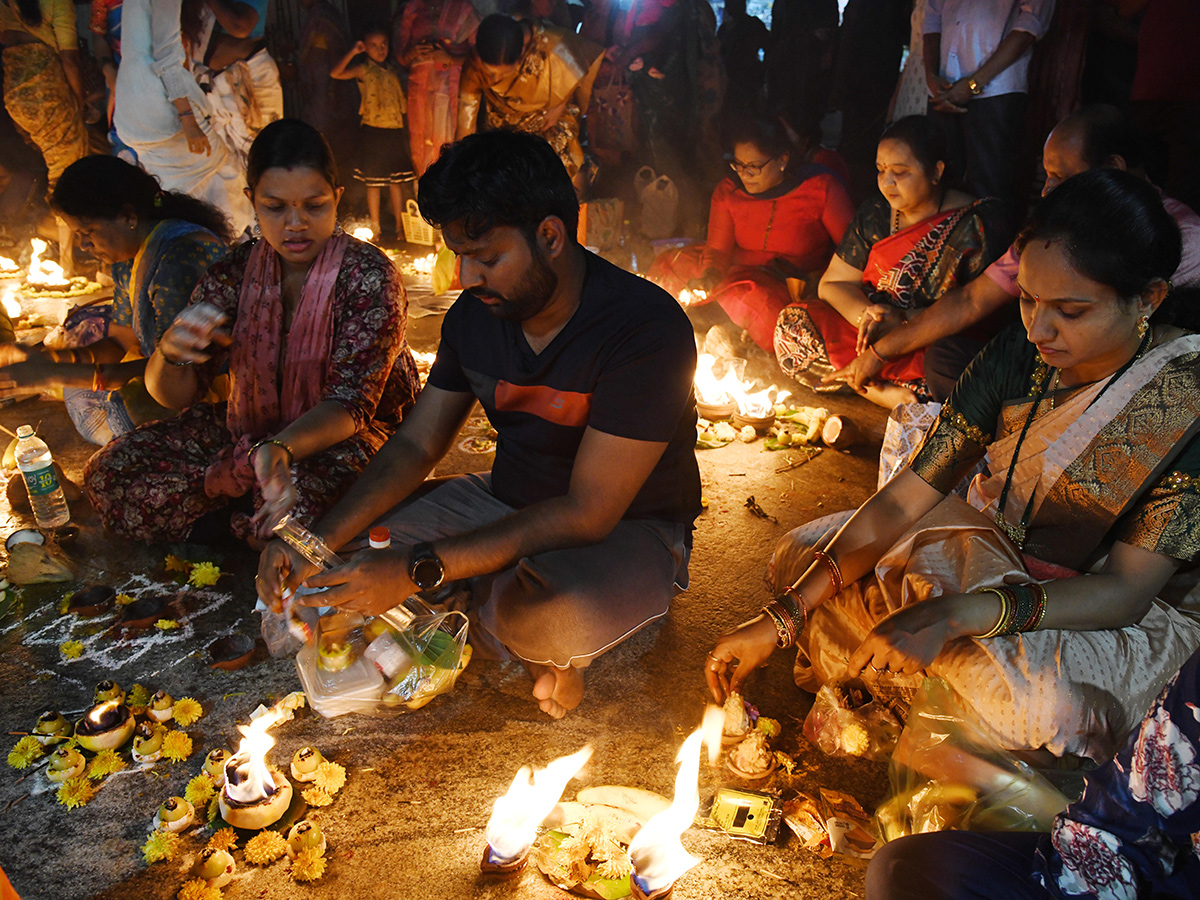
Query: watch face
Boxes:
[{"xmin": 412, "ymin": 556, "xmax": 443, "ymax": 589}]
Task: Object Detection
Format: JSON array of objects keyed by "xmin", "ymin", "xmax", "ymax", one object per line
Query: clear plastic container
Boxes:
[
  {"xmin": 273, "ymin": 514, "xmax": 344, "ymax": 569},
  {"xmin": 295, "ymin": 643, "xmax": 383, "ymax": 718},
  {"xmin": 15, "ymin": 425, "xmax": 69, "ymax": 528}
]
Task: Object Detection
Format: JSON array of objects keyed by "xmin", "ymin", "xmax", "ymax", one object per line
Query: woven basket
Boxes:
[{"xmin": 400, "ymin": 199, "xmax": 437, "ymax": 246}]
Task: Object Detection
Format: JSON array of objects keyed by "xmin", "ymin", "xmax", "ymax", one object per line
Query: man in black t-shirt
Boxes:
[{"xmin": 257, "ymin": 130, "xmax": 702, "ymax": 718}]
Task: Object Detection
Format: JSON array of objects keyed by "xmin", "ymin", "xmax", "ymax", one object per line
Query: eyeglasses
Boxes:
[{"xmin": 729, "ymin": 155, "xmax": 777, "ymax": 177}]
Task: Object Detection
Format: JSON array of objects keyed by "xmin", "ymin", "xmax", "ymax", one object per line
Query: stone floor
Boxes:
[{"xmin": 0, "ymin": 258, "xmax": 893, "ymax": 900}]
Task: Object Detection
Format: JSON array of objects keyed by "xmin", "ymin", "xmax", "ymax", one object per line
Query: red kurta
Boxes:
[{"xmin": 650, "ymin": 170, "xmax": 854, "ymax": 352}]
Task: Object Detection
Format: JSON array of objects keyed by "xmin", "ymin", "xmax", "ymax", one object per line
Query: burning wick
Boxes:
[
  {"xmin": 482, "ymin": 745, "xmax": 593, "ymax": 875},
  {"xmin": 677, "ymin": 288, "xmax": 707, "ymax": 308},
  {"xmin": 413, "ymin": 253, "xmax": 436, "ymax": 276},
  {"xmin": 0, "ymin": 257, "xmax": 18, "ymax": 274},
  {"xmin": 351, "ymin": 226, "xmax": 375, "ymax": 242},
  {"xmin": 26, "ymin": 238, "xmax": 70, "ymax": 288},
  {"xmin": 74, "ymin": 699, "xmax": 134, "ymax": 752},
  {"xmin": 694, "ymin": 353, "xmax": 790, "ymax": 417},
  {"xmin": 627, "ymin": 706, "xmax": 724, "ymax": 899},
  {"xmin": 218, "ymin": 708, "xmax": 294, "ymax": 830}
]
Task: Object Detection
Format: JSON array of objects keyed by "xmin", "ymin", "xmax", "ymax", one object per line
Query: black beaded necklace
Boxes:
[{"xmin": 994, "ymin": 330, "xmax": 1152, "ymax": 548}]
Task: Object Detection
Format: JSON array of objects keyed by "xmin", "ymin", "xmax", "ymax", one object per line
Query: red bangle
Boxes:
[{"xmin": 868, "ymin": 344, "xmax": 890, "ymax": 364}]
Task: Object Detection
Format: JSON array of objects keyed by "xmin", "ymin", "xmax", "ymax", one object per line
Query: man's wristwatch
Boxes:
[
  {"xmin": 967, "ymin": 76, "xmax": 983, "ymax": 96},
  {"xmin": 408, "ymin": 542, "xmax": 446, "ymax": 591}
]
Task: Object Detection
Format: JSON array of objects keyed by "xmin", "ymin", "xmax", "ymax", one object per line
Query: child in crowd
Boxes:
[{"xmin": 331, "ymin": 24, "xmax": 414, "ymax": 242}]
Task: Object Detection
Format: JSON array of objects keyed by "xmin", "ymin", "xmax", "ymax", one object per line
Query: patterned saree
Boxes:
[{"xmin": 770, "ymin": 327, "xmax": 1200, "ymax": 760}]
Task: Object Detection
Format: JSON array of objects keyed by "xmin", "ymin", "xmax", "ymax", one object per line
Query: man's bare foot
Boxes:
[{"xmin": 528, "ymin": 663, "xmax": 585, "ymax": 719}]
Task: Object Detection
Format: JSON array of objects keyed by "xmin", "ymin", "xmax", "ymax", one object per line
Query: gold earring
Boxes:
[{"xmin": 1138, "ymin": 314, "xmax": 1150, "ymax": 338}]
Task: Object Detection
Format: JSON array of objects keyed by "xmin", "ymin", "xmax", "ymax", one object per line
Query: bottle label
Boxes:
[{"xmin": 22, "ymin": 464, "xmax": 59, "ymax": 497}]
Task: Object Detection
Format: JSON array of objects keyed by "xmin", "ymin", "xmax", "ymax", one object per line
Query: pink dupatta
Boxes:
[{"xmin": 203, "ymin": 234, "xmax": 351, "ymax": 499}]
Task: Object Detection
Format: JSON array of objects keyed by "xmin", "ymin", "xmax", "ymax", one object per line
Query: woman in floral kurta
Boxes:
[{"xmin": 84, "ymin": 235, "xmax": 420, "ymax": 544}]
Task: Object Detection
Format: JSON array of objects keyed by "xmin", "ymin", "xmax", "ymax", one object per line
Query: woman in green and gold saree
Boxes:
[{"xmin": 705, "ymin": 169, "xmax": 1200, "ymax": 762}]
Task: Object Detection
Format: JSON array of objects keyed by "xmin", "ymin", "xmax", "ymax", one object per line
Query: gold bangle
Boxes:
[
  {"xmin": 248, "ymin": 438, "xmax": 294, "ymax": 468},
  {"xmin": 812, "ymin": 549, "xmax": 844, "ymax": 597}
]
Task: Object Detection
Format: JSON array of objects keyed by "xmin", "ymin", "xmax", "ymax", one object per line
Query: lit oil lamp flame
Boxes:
[
  {"xmin": 2, "ymin": 290, "xmax": 20, "ymax": 320},
  {"xmin": 484, "ymin": 744, "xmax": 593, "ymax": 866},
  {"xmin": 693, "ymin": 353, "xmax": 790, "ymax": 417},
  {"xmin": 628, "ymin": 709, "xmax": 722, "ymax": 896},
  {"xmin": 413, "ymin": 253, "xmax": 436, "ymax": 276},
  {"xmin": 224, "ymin": 707, "xmax": 287, "ymax": 803},
  {"xmin": 351, "ymin": 226, "xmax": 374, "ymax": 242},
  {"xmin": 677, "ymin": 288, "xmax": 707, "ymax": 308},
  {"xmin": 86, "ymin": 699, "xmax": 121, "ymax": 728},
  {"xmin": 27, "ymin": 238, "xmax": 70, "ymax": 288},
  {"xmin": 0, "ymin": 256, "xmax": 18, "ymax": 274}
]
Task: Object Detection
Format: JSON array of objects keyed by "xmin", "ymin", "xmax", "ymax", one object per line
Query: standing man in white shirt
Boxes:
[{"xmin": 923, "ymin": 0, "xmax": 1056, "ymax": 203}]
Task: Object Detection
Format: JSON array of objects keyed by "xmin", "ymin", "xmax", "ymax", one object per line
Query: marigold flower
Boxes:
[
  {"xmin": 313, "ymin": 760, "xmax": 346, "ymax": 794},
  {"xmin": 176, "ymin": 879, "xmax": 221, "ymax": 900},
  {"xmin": 207, "ymin": 827, "xmax": 238, "ymax": 853},
  {"xmin": 291, "ymin": 847, "xmax": 327, "ymax": 882},
  {"xmin": 301, "ymin": 787, "xmax": 333, "ymax": 807},
  {"xmin": 187, "ymin": 561, "xmax": 222, "ymax": 588},
  {"xmin": 172, "ymin": 697, "xmax": 203, "ymax": 727},
  {"xmin": 86, "ymin": 749, "xmax": 126, "ymax": 780},
  {"xmin": 142, "ymin": 829, "xmax": 180, "ymax": 864},
  {"xmin": 244, "ymin": 831, "xmax": 288, "ymax": 864},
  {"xmin": 7, "ymin": 736, "xmax": 44, "ymax": 769},
  {"xmin": 185, "ymin": 773, "xmax": 215, "ymax": 807},
  {"xmin": 57, "ymin": 777, "xmax": 97, "ymax": 809},
  {"xmin": 161, "ymin": 730, "xmax": 193, "ymax": 762},
  {"xmin": 60, "ymin": 640, "xmax": 84, "ymax": 659}
]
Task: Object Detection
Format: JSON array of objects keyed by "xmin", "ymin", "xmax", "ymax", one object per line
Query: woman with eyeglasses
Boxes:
[
  {"xmin": 646, "ymin": 115, "xmax": 854, "ymax": 353},
  {"xmin": 775, "ymin": 114, "xmax": 1009, "ymax": 408}
]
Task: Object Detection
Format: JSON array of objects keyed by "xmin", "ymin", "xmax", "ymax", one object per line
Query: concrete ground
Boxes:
[{"xmin": 0, "ymin": 258, "xmax": 892, "ymax": 900}]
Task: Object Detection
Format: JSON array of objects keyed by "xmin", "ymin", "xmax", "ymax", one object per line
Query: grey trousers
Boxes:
[{"xmin": 378, "ymin": 474, "xmax": 692, "ymax": 669}]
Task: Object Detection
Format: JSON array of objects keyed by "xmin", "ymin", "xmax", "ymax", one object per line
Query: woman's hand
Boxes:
[
  {"xmin": 256, "ymin": 539, "xmax": 320, "ymax": 612},
  {"xmin": 158, "ymin": 302, "xmax": 229, "ymax": 364},
  {"xmin": 249, "ymin": 443, "xmax": 297, "ymax": 539},
  {"xmin": 856, "ymin": 303, "xmax": 905, "ymax": 355},
  {"xmin": 0, "ymin": 344, "xmax": 32, "ymax": 368},
  {"xmin": 181, "ymin": 117, "xmax": 211, "ymax": 156},
  {"xmin": 847, "ymin": 592, "xmax": 987, "ymax": 678},
  {"xmin": 705, "ymin": 615, "xmax": 779, "ymax": 703},
  {"xmin": 823, "ymin": 350, "xmax": 882, "ymax": 394}
]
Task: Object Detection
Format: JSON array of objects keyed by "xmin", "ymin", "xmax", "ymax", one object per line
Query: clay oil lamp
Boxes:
[
  {"xmin": 290, "ymin": 746, "xmax": 324, "ymax": 783},
  {"xmin": 626, "ymin": 707, "xmax": 723, "ymax": 900},
  {"xmin": 208, "ymin": 633, "xmax": 255, "ymax": 670},
  {"xmin": 482, "ymin": 745, "xmax": 593, "ymax": 877},
  {"xmin": 193, "ymin": 848, "xmax": 235, "ymax": 888},
  {"xmin": 132, "ymin": 722, "xmax": 166, "ymax": 763},
  {"xmin": 285, "ymin": 820, "xmax": 326, "ymax": 859},
  {"xmin": 147, "ymin": 691, "xmax": 174, "ymax": 723},
  {"xmin": 32, "ymin": 710, "xmax": 72, "ymax": 746},
  {"xmin": 218, "ymin": 709, "xmax": 293, "ymax": 830},
  {"xmin": 154, "ymin": 796, "xmax": 195, "ymax": 833},
  {"xmin": 120, "ymin": 595, "xmax": 166, "ymax": 629},
  {"xmin": 203, "ymin": 749, "xmax": 230, "ymax": 788},
  {"xmin": 69, "ymin": 585, "xmax": 116, "ymax": 617},
  {"xmin": 75, "ymin": 699, "xmax": 134, "ymax": 752},
  {"xmin": 45, "ymin": 745, "xmax": 85, "ymax": 783}
]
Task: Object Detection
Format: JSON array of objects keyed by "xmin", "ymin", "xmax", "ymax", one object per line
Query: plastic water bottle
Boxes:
[{"xmin": 15, "ymin": 425, "xmax": 69, "ymax": 528}]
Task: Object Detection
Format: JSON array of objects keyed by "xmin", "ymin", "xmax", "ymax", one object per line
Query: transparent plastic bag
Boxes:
[
  {"xmin": 380, "ymin": 611, "xmax": 470, "ymax": 710},
  {"xmin": 803, "ymin": 677, "xmax": 903, "ymax": 761},
  {"xmin": 874, "ymin": 678, "xmax": 1069, "ymax": 842}
]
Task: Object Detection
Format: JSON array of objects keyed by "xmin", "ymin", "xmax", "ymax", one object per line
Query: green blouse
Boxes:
[{"xmin": 910, "ymin": 324, "xmax": 1200, "ymax": 565}]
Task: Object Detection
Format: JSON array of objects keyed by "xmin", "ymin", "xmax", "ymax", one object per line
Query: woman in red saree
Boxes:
[
  {"xmin": 647, "ymin": 115, "xmax": 854, "ymax": 353},
  {"xmin": 775, "ymin": 115, "xmax": 1008, "ymax": 407},
  {"xmin": 84, "ymin": 120, "xmax": 420, "ymax": 547}
]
